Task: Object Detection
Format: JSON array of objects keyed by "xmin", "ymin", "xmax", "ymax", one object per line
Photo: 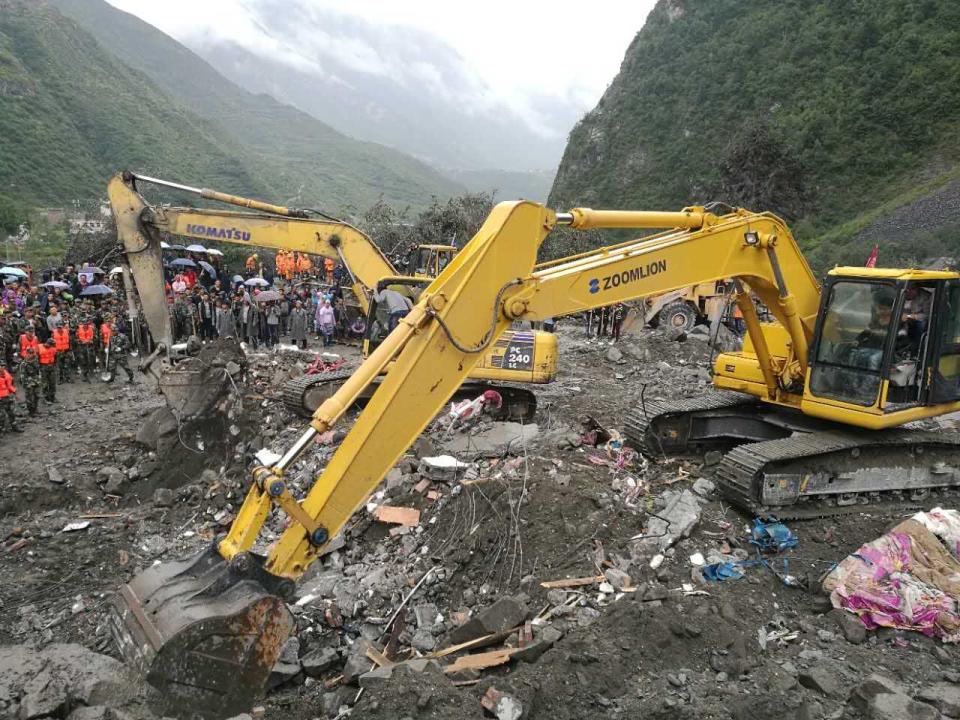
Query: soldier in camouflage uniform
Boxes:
[
  {"xmin": 0, "ymin": 315, "xmax": 11, "ymax": 370},
  {"xmin": 19, "ymin": 346, "xmax": 40, "ymax": 416},
  {"xmin": 107, "ymin": 326, "xmax": 135, "ymax": 383},
  {"xmin": 0, "ymin": 358, "xmax": 20, "ymax": 432}
]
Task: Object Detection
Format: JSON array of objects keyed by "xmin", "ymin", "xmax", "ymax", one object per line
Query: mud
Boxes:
[{"xmin": 1, "ymin": 325, "xmax": 959, "ymax": 720}]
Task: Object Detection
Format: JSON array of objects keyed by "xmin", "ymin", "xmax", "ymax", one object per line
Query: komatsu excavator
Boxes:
[
  {"xmin": 108, "ymin": 172, "xmax": 554, "ymax": 418},
  {"xmin": 109, "ymin": 194, "xmax": 960, "ymax": 717}
]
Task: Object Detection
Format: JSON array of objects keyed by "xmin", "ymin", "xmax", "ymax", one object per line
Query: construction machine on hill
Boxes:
[
  {"xmin": 108, "ymin": 171, "xmax": 554, "ymax": 419},
  {"xmin": 109, "ymin": 187, "xmax": 960, "ymax": 717}
]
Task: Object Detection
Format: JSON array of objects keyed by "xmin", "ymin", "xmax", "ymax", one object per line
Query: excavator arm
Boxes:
[
  {"xmin": 107, "ymin": 171, "xmax": 396, "ymax": 348},
  {"xmin": 110, "ymin": 199, "xmax": 823, "ymax": 718}
]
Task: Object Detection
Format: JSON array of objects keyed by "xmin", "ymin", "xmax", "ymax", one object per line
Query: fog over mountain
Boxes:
[{"xmin": 174, "ymin": 0, "xmax": 576, "ymax": 174}]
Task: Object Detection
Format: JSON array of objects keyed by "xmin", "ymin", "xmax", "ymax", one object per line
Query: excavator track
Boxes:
[
  {"xmin": 281, "ymin": 370, "xmax": 357, "ymax": 417},
  {"xmin": 282, "ymin": 371, "xmax": 538, "ymax": 423},
  {"xmin": 715, "ymin": 428, "xmax": 960, "ymax": 518},
  {"xmin": 624, "ymin": 391, "xmax": 767, "ymax": 455},
  {"xmin": 624, "ymin": 392, "xmax": 960, "ymax": 517}
]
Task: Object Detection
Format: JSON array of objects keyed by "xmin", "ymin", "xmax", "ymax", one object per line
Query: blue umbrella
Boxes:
[
  {"xmin": 198, "ymin": 260, "xmax": 217, "ymax": 279},
  {"xmin": 169, "ymin": 258, "xmax": 198, "ymax": 268},
  {"xmin": 80, "ymin": 284, "xmax": 114, "ymax": 297},
  {"xmin": 232, "ymin": 275, "xmax": 244, "ymax": 283},
  {"xmin": 43, "ymin": 280, "xmax": 70, "ymax": 290}
]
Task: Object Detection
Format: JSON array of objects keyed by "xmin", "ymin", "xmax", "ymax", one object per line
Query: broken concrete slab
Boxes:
[
  {"xmin": 442, "ymin": 423, "xmax": 539, "ymax": 456},
  {"xmin": 634, "ymin": 489, "xmax": 701, "ymax": 556},
  {"xmin": 513, "ymin": 625, "xmax": 562, "ymax": 663},
  {"xmin": 603, "ymin": 567, "xmax": 632, "ymax": 591},
  {"xmin": 301, "ymin": 647, "xmax": 339, "ymax": 678},
  {"xmin": 850, "ymin": 675, "xmax": 943, "ymax": 720},
  {"xmin": 917, "ymin": 683, "xmax": 960, "ymax": 718},
  {"xmin": 448, "ymin": 595, "xmax": 529, "ymax": 645},
  {"xmin": 0, "ymin": 644, "xmax": 136, "ymax": 720}
]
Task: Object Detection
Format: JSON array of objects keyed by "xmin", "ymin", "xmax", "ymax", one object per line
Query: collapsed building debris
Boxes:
[{"xmin": 2, "ymin": 324, "xmax": 960, "ymax": 720}]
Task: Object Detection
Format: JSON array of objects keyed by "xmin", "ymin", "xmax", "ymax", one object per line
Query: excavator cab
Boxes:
[
  {"xmin": 807, "ymin": 270, "xmax": 960, "ymax": 413},
  {"xmin": 403, "ymin": 244, "xmax": 456, "ymax": 278}
]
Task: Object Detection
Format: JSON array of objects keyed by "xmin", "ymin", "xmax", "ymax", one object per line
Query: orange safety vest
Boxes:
[
  {"xmin": 77, "ymin": 324, "xmax": 95, "ymax": 344},
  {"xmin": 53, "ymin": 326, "xmax": 70, "ymax": 351},
  {"xmin": 0, "ymin": 369, "xmax": 11, "ymax": 398},
  {"xmin": 39, "ymin": 345, "xmax": 57, "ymax": 365},
  {"xmin": 19, "ymin": 334, "xmax": 39, "ymax": 359},
  {"xmin": 100, "ymin": 323, "xmax": 112, "ymax": 347}
]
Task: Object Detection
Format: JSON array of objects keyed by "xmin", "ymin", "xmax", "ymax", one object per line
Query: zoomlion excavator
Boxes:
[
  {"xmin": 108, "ymin": 172, "xmax": 554, "ymax": 419},
  {"xmin": 109, "ymin": 190, "xmax": 960, "ymax": 718}
]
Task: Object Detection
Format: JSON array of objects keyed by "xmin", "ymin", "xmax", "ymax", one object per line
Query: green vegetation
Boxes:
[
  {"xmin": 49, "ymin": 0, "xmax": 460, "ymax": 212},
  {"xmin": 0, "ymin": 0, "xmax": 459, "ymax": 220},
  {"xmin": 550, "ymin": 0, "xmax": 960, "ymax": 269}
]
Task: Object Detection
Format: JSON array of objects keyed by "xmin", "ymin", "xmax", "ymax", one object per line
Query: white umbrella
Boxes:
[
  {"xmin": 244, "ymin": 277, "xmax": 269, "ymax": 287},
  {"xmin": 206, "ymin": 248, "xmax": 224, "ymax": 257},
  {"xmin": 186, "ymin": 244, "xmax": 207, "ymax": 253},
  {"xmin": 109, "ymin": 266, "xmax": 123, "ymax": 276},
  {"xmin": 160, "ymin": 241, "xmax": 171, "ymax": 249},
  {"xmin": 0, "ymin": 266, "xmax": 27, "ymax": 278}
]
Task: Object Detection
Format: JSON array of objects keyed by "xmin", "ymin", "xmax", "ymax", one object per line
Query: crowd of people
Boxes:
[{"xmin": 0, "ymin": 262, "xmax": 135, "ymax": 433}]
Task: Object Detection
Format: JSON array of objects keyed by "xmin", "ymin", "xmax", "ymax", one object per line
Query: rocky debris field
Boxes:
[{"xmin": 1, "ymin": 324, "xmax": 959, "ymax": 720}]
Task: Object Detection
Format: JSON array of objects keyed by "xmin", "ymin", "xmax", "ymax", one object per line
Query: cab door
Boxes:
[{"xmin": 927, "ymin": 280, "xmax": 960, "ymax": 403}]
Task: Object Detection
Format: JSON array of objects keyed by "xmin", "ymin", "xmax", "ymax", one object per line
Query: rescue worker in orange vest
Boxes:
[
  {"xmin": 99, "ymin": 318, "xmax": 112, "ymax": 371},
  {"xmin": 38, "ymin": 338, "xmax": 58, "ymax": 403},
  {"xmin": 52, "ymin": 324, "xmax": 72, "ymax": 383},
  {"xmin": 324, "ymin": 257, "xmax": 335, "ymax": 284},
  {"xmin": 76, "ymin": 317, "xmax": 96, "ymax": 382},
  {"xmin": 0, "ymin": 358, "xmax": 21, "ymax": 432},
  {"xmin": 19, "ymin": 326, "xmax": 40, "ymax": 359}
]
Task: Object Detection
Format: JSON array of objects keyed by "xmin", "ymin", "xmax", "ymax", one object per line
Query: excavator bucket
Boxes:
[{"xmin": 107, "ymin": 544, "xmax": 295, "ymax": 719}]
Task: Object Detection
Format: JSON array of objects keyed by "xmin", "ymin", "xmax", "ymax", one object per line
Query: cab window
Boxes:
[{"xmin": 809, "ymin": 281, "xmax": 896, "ymax": 406}]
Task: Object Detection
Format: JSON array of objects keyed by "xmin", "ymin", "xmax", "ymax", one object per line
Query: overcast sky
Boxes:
[{"xmin": 105, "ymin": 0, "xmax": 657, "ymax": 136}]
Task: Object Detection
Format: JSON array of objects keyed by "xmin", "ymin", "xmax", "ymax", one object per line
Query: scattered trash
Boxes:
[
  {"xmin": 701, "ymin": 562, "xmax": 744, "ymax": 582},
  {"xmin": 481, "ymin": 686, "xmax": 524, "ymax": 720},
  {"xmin": 254, "ymin": 448, "xmax": 283, "ymax": 466},
  {"xmin": 749, "ymin": 518, "xmax": 798, "ymax": 553},
  {"xmin": 61, "ymin": 521, "xmax": 91, "ymax": 533},
  {"xmin": 689, "ymin": 552, "xmax": 705, "ymax": 566},
  {"xmin": 823, "ymin": 507, "xmax": 960, "ymax": 641}
]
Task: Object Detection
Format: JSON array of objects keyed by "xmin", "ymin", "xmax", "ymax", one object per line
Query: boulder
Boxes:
[{"xmin": 448, "ymin": 596, "xmax": 529, "ymax": 645}]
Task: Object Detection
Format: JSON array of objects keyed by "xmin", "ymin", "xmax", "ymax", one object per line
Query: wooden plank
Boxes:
[
  {"xmin": 79, "ymin": 513, "xmax": 123, "ymax": 519},
  {"xmin": 373, "ymin": 505, "xmax": 421, "ymax": 527},
  {"xmin": 443, "ymin": 648, "xmax": 518, "ymax": 674},
  {"xmin": 365, "ymin": 647, "xmax": 392, "ymax": 667},
  {"xmin": 429, "ymin": 628, "xmax": 517, "ymax": 659},
  {"xmin": 539, "ymin": 575, "xmax": 605, "ymax": 589}
]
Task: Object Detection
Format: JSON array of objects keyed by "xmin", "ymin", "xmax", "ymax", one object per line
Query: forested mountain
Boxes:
[
  {"xmin": 549, "ymin": 0, "xmax": 960, "ymax": 269},
  {"xmin": 1, "ymin": 0, "xmax": 459, "ymax": 211}
]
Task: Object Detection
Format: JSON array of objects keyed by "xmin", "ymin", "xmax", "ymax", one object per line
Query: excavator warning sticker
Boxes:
[
  {"xmin": 588, "ymin": 259, "xmax": 667, "ymax": 293},
  {"xmin": 492, "ymin": 332, "xmax": 535, "ymax": 371}
]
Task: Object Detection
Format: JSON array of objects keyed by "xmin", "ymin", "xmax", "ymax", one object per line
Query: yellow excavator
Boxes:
[
  {"xmin": 109, "ymin": 193, "xmax": 960, "ymax": 717},
  {"xmin": 109, "ymin": 172, "xmax": 555, "ymax": 418}
]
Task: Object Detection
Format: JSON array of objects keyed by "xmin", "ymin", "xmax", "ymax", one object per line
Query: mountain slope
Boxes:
[
  {"xmin": 17, "ymin": 0, "xmax": 459, "ymax": 211},
  {"xmin": 550, "ymin": 0, "xmax": 960, "ymax": 268},
  {"xmin": 0, "ymin": 0, "xmax": 275, "ymax": 205}
]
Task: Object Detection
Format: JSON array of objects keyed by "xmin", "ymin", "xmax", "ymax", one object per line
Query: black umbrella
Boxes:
[
  {"xmin": 169, "ymin": 258, "xmax": 198, "ymax": 269},
  {"xmin": 80, "ymin": 284, "xmax": 114, "ymax": 297},
  {"xmin": 198, "ymin": 260, "xmax": 217, "ymax": 279}
]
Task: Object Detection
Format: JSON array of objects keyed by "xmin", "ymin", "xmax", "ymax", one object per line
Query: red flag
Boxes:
[{"xmin": 865, "ymin": 245, "xmax": 879, "ymax": 268}]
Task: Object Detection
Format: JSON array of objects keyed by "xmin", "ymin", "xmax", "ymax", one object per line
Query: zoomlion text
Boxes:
[{"xmin": 589, "ymin": 259, "xmax": 667, "ymax": 293}]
